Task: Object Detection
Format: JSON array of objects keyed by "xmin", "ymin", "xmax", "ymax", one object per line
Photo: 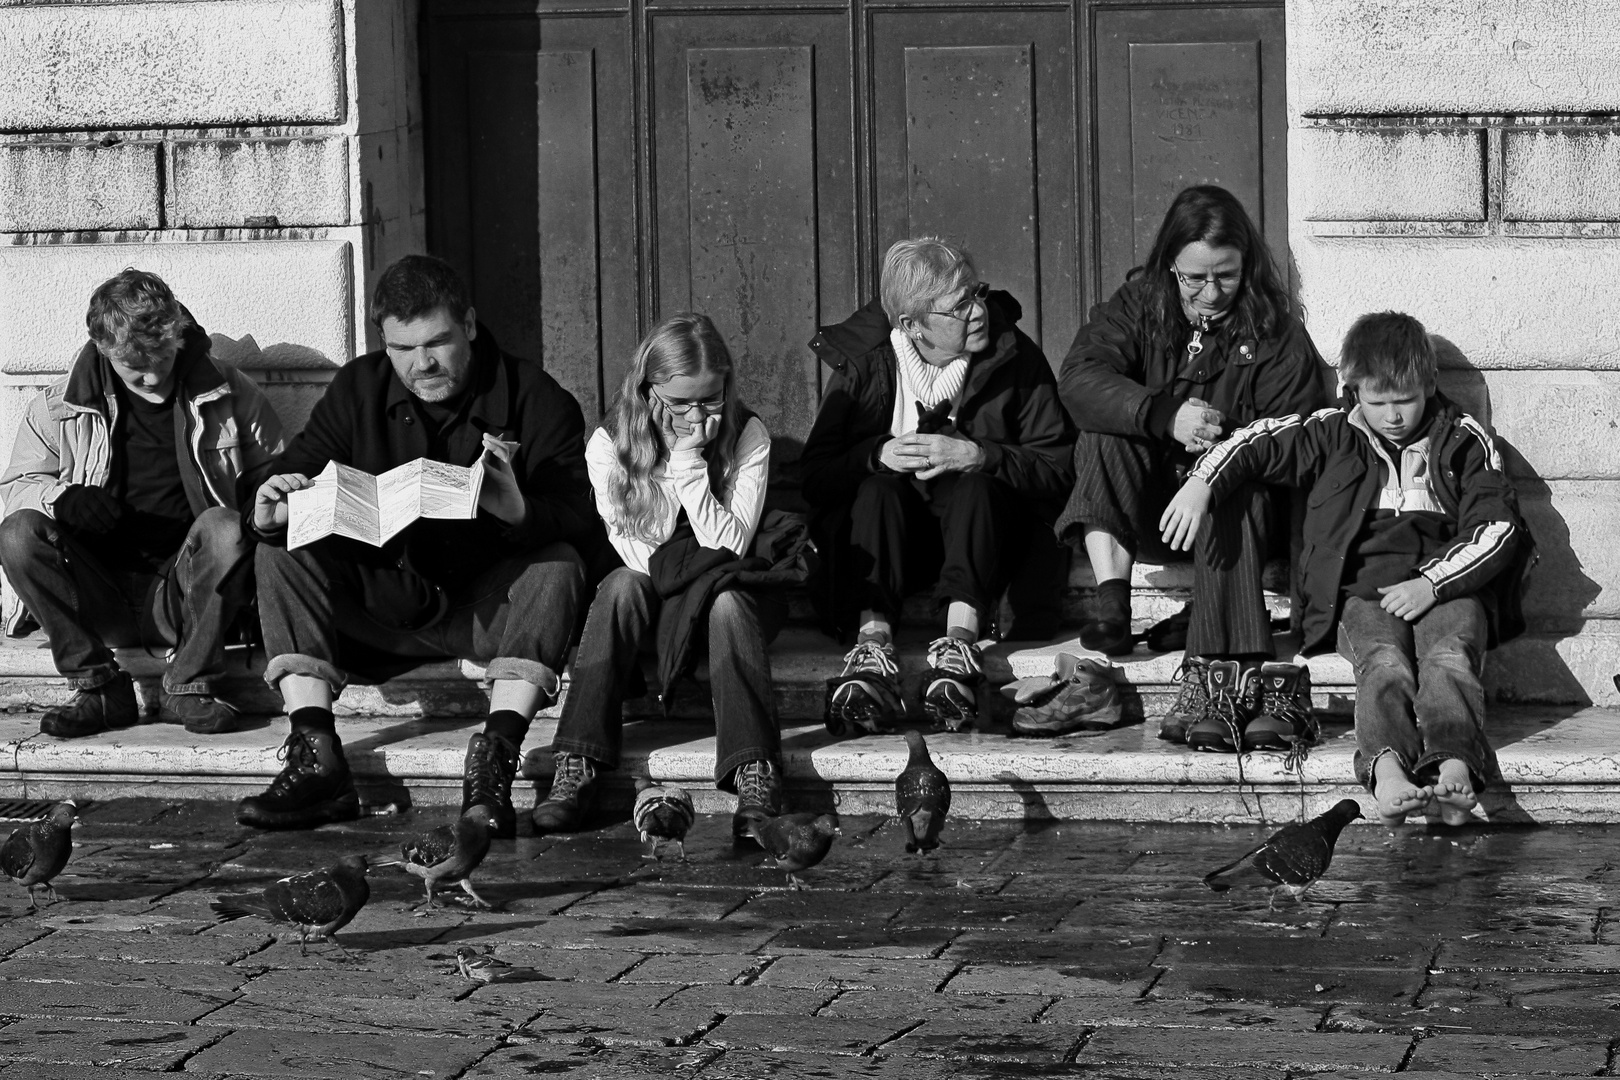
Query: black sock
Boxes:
[
  {"xmin": 483, "ymin": 709, "xmax": 529, "ymax": 747},
  {"xmin": 1095, "ymin": 578, "xmax": 1131, "ymax": 623},
  {"xmin": 289, "ymin": 706, "xmax": 337, "ymax": 738}
]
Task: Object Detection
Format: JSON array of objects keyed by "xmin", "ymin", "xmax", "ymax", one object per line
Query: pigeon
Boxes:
[
  {"xmin": 895, "ymin": 730, "xmax": 951, "ymax": 854},
  {"xmin": 375, "ymin": 806, "xmax": 496, "ymax": 910},
  {"xmin": 633, "ymin": 777, "xmax": 695, "ymax": 862},
  {"xmin": 1203, "ymin": 799, "xmax": 1364, "ymax": 907},
  {"xmin": 211, "ymin": 854, "xmax": 371, "ymax": 957},
  {"xmin": 745, "ymin": 812, "xmax": 840, "ymax": 890},
  {"xmin": 454, "ymin": 944, "xmax": 552, "ymax": 984},
  {"xmin": 0, "ymin": 800, "xmax": 77, "ymax": 912}
]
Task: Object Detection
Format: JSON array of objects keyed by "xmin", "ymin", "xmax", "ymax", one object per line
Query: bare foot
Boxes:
[
  {"xmin": 1371, "ymin": 755, "xmax": 1430, "ymax": 826},
  {"xmin": 1431, "ymin": 759, "xmax": 1478, "ymax": 826}
]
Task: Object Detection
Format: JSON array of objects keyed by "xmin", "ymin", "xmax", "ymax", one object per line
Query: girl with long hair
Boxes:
[
  {"xmin": 1055, "ymin": 184, "xmax": 1329, "ymax": 751},
  {"xmin": 533, "ymin": 312, "xmax": 780, "ymax": 839}
]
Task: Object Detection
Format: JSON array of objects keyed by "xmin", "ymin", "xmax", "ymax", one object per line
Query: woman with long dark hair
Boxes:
[{"xmin": 1055, "ymin": 185, "xmax": 1328, "ymax": 751}]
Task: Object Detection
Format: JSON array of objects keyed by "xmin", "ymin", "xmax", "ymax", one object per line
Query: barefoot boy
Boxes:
[{"xmin": 1159, "ymin": 312, "xmax": 1532, "ymax": 825}]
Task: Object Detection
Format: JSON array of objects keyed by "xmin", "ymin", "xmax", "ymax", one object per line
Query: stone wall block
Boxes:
[
  {"xmin": 1489, "ymin": 622, "xmax": 1620, "ymax": 706},
  {"xmin": 1297, "ymin": 128, "xmax": 1484, "ymax": 222},
  {"xmin": 1504, "ymin": 129, "xmax": 1620, "ymax": 222},
  {"xmin": 0, "ymin": 0, "xmax": 344, "ymax": 130},
  {"xmin": 1289, "ymin": 0, "xmax": 1620, "ymax": 116},
  {"xmin": 1518, "ymin": 481, "xmax": 1620, "ymax": 625},
  {"xmin": 0, "ymin": 142, "xmax": 158, "ymax": 232},
  {"xmin": 0, "ymin": 241, "xmax": 353, "ymax": 379},
  {"xmin": 169, "ymin": 138, "xmax": 350, "ymax": 228},
  {"xmin": 1433, "ymin": 370, "xmax": 1620, "ymax": 481},
  {"xmin": 1296, "ymin": 237, "xmax": 1620, "ymax": 370}
]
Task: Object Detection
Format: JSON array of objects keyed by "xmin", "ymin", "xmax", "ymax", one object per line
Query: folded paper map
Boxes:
[{"xmin": 287, "ymin": 457, "xmax": 486, "ymax": 549}]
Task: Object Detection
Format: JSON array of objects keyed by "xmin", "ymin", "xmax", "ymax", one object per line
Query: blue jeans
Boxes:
[
  {"xmin": 551, "ymin": 567, "xmax": 783, "ymax": 789},
  {"xmin": 0, "ymin": 506, "xmax": 252, "ymax": 694},
  {"xmin": 1338, "ymin": 593, "xmax": 1497, "ymax": 792}
]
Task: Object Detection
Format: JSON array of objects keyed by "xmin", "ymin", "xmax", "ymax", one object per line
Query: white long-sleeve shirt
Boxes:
[{"xmin": 586, "ymin": 417, "xmax": 772, "ymax": 576}]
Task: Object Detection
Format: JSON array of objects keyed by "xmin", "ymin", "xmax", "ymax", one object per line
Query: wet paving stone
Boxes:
[
  {"xmin": 662, "ymin": 984, "xmax": 835, "ymax": 1016},
  {"xmin": 701, "ymin": 1013, "xmax": 911, "ymax": 1054},
  {"xmin": 617, "ymin": 952, "xmax": 760, "ymax": 985},
  {"xmin": 183, "ymin": 1025, "xmax": 495, "ymax": 1077},
  {"xmin": 894, "ymin": 892, "xmax": 1081, "ymax": 931},
  {"xmin": 565, "ymin": 885, "xmax": 754, "ymax": 922},
  {"xmin": 10, "ymin": 928, "xmax": 263, "ymax": 965},
  {"xmin": 518, "ymin": 1002, "xmax": 719, "ymax": 1047},
  {"xmin": 1150, "ymin": 965, "xmax": 1425, "ymax": 1006},
  {"xmin": 945, "ymin": 961, "xmax": 1152, "ymax": 998},
  {"xmin": 1432, "ymin": 940, "xmax": 1620, "ymax": 971},
  {"xmin": 0, "ymin": 1017, "xmax": 225, "ymax": 1070},
  {"xmin": 461, "ymin": 1044, "xmax": 718, "ymax": 1078},
  {"xmin": 819, "ymin": 989, "xmax": 1051, "ymax": 1022},
  {"xmin": 196, "ymin": 991, "xmax": 534, "ymax": 1036},
  {"xmin": 696, "ymin": 1050, "xmax": 958, "ymax": 1078},
  {"xmin": 1324, "ymin": 1002, "xmax": 1620, "ymax": 1037},
  {"xmin": 1076, "ymin": 1028, "xmax": 1413, "ymax": 1070},
  {"xmin": 757, "ymin": 955, "xmax": 959, "ymax": 992},
  {"xmin": 943, "ymin": 933, "xmax": 1160, "ymax": 974},
  {"xmin": 0, "ymin": 980, "xmax": 233, "ymax": 1023},
  {"xmin": 0, "ymin": 956, "xmax": 252, "ymax": 993},
  {"xmin": 1040, "ymin": 997, "xmax": 1327, "ymax": 1030},
  {"xmin": 1404, "ymin": 1032, "xmax": 1611, "ymax": 1073},
  {"xmin": 886, "ymin": 1018, "xmax": 1084, "ymax": 1061}
]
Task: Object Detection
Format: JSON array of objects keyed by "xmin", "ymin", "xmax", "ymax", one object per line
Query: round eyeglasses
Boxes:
[
  {"xmin": 651, "ymin": 387, "xmax": 726, "ymax": 417},
  {"xmin": 1171, "ymin": 267, "xmax": 1242, "ymax": 294},
  {"xmin": 927, "ymin": 282, "xmax": 991, "ymax": 321}
]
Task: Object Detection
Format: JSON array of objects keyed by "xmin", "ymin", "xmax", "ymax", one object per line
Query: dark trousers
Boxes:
[
  {"xmin": 1339, "ymin": 594, "xmax": 1497, "ymax": 792},
  {"xmin": 551, "ymin": 567, "xmax": 783, "ymax": 789},
  {"xmin": 1059, "ymin": 429, "xmax": 1276, "ymax": 657},
  {"xmin": 837, "ymin": 471, "xmax": 1022, "ymax": 625},
  {"xmin": 256, "ymin": 540, "xmax": 585, "ymax": 696},
  {"xmin": 0, "ymin": 506, "xmax": 252, "ymax": 694}
]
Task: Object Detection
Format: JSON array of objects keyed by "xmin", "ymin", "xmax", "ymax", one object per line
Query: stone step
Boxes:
[
  {"xmin": 0, "ymin": 704, "xmax": 1614, "ymax": 825},
  {"xmin": 0, "ymin": 626, "xmax": 1352, "ymax": 723}
]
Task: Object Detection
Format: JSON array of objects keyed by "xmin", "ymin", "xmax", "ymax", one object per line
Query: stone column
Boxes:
[
  {"xmin": 0, "ymin": 0, "xmax": 424, "ymax": 441},
  {"xmin": 1288, "ymin": 0, "xmax": 1620, "ymax": 706}
]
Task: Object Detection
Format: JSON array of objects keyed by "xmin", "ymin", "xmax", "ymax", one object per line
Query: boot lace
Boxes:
[
  {"xmin": 265, "ymin": 731, "xmax": 321, "ymax": 799},
  {"xmin": 841, "ymin": 640, "xmax": 898, "ymax": 680},
  {"xmin": 926, "ymin": 637, "xmax": 982, "ymax": 679},
  {"xmin": 545, "ymin": 752, "xmax": 595, "ymax": 805},
  {"xmin": 735, "ymin": 760, "xmax": 779, "ymax": 812},
  {"xmin": 466, "ymin": 735, "xmax": 517, "ymax": 809},
  {"xmin": 1168, "ymin": 658, "xmax": 1210, "ymax": 719}
]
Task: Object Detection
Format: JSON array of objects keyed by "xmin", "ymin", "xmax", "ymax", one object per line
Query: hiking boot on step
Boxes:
[
  {"xmin": 531, "ymin": 752, "xmax": 597, "ymax": 834},
  {"xmin": 824, "ymin": 638, "xmax": 904, "ymax": 736},
  {"xmin": 1243, "ymin": 662, "xmax": 1318, "ymax": 752},
  {"xmin": 462, "ymin": 732, "xmax": 521, "ymax": 838},
  {"xmin": 1158, "ymin": 655, "xmax": 1212, "ymax": 743},
  {"xmin": 731, "ymin": 758, "xmax": 784, "ymax": 843},
  {"xmin": 1185, "ymin": 661, "xmax": 1261, "ymax": 754},
  {"xmin": 1007, "ymin": 653, "xmax": 1122, "ymax": 736},
  {"xmin": 41, "ymin": 672, "xmax": 140, "ymax": 738},
  {"xmin": 236, "ymin": 729, "xmax": 360, "ymax": 830},
  {"xmin": 921, "ymin": 636, "xmax": 984, "ymax": 732},
  {"xmin": 157, "ymin": 691, "xmax": 241, "ymax": 735}
]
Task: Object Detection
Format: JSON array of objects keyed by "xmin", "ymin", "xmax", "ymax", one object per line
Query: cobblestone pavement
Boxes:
[{"xmin": 4, "ymin": 801, "xmax": 1620, "ymax": 1077}]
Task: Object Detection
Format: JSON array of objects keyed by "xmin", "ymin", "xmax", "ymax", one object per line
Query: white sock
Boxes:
[
  {"xmin": 946, "ymin": 602, "xmax": 979, "ymax": 642},
  {"xmin": 857, "ymin": 616, "xmax": 892, "ymax": 644}
]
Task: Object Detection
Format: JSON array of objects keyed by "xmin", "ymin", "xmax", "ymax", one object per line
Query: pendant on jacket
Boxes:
[{"xmin": 1185, "ymin": 315, "xmax": 1213, "ymax": 363}]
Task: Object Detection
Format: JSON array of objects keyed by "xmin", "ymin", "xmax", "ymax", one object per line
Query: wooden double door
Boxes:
[{"xmin": 422, "ymin": 0, "xmax": 1285, "ymax": 457}]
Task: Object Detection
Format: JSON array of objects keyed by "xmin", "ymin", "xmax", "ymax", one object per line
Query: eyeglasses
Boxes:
[
  {"xmin": 1171, "ymin": 267, "xmax": 1242, "ymax": 293},
  {"xmin": 927, "ymin": 282, "xmax": 991, "ymax": 321},
  {"xmin": 651, "ymin": 387, "xmax": 726, "ymax": 417}
]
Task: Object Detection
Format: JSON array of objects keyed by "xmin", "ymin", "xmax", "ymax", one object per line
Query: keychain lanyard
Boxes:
[{"xmin": 1185, "ymin": 314, "xmax": 1213, "ymax": 364}]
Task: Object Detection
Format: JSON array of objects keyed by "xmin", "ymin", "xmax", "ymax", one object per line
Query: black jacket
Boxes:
[
  {"xmin": 1191, "ymin": 393, "xmax": 1534, "ymax": 653},
  {"xmin": 248, "ymin": 325, "xmax": 598, "ymax": 631},
  {"xmin": 1060, "ymin": 278, "xmax": 1328, "ymax": 443},
  {"xmin": 647, "ymin": 509, "xmax": 817, "ymax": 711},
  {"xmin": 800, "ymin": 291, "xmax": 1075, "ymax": 519}
]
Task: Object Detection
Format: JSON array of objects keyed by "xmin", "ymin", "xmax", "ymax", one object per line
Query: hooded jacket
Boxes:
[
  {"xmin": 800, "ymin": 291, "xmax": 1075, "ymax": 519},
  {"xmin": 0, "ymin": 317, "xmax": 286, "ymax": 635},
  {"xmin": 1059, "ymin": 278, "xmax": 1328, "ymax": 443},
  {"xmin": 1189, "ymin": 392, "xmax": 1534, "ymax": 653}
]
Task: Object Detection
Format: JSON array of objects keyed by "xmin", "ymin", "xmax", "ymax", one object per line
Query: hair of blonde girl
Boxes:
[{"xmin": 603, "ymin": 312, "xmax": 748, "ymax": 544}]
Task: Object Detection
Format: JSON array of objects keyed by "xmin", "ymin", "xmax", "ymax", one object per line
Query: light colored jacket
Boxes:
[{"xmin": 0, "ymin": 330, "xmax": 286, "ymax": 633}]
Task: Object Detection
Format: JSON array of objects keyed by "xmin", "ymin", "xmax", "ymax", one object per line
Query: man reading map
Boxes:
[{"xmin": 241, "ymin": 255, "xmax": 598, "ymax": 833}]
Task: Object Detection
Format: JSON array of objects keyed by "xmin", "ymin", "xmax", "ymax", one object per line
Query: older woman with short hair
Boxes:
[{"xmin": 801, "ymin": 237, "xmax": 1074, "ymax": 735}]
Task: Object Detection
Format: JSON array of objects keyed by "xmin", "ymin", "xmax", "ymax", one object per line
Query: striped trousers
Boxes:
[{"xmin": 1056, "ymin": 430, "xmax": 1278, "ymax": 657}]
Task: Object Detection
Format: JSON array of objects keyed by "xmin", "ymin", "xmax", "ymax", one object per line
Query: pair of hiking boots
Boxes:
[
  {"xmin": 824, "ymin": 635, "xmax": 983, "ymax": 735},
  {"xmin": 1159, "ymin": 657, "xmax": 1317, "ymax": 753}
]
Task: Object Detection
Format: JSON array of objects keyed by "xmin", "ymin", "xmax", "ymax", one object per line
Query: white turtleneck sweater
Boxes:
[{"xmin": 890, "ymin": 328, "xmax": 968, "ymax": 436}]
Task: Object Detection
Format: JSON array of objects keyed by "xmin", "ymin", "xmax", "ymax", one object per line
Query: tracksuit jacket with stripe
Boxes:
[{"xmin": 1188, "ymin": 391, "xmax": 1534, "ymax": 654}]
